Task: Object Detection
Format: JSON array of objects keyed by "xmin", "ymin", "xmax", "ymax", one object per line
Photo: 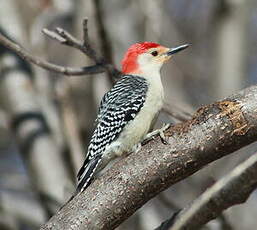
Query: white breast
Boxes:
[{"xmin": 110, "ymin": 71, "xmax": 164, "ymax": 155}]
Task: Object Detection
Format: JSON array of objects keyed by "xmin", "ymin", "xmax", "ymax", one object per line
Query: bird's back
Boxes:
[{"xmin": 76, "ymin": 75, "xmax": 148, "ymax": 192}]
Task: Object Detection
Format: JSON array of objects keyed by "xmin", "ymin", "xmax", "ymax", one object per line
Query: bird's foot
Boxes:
[{"xmin": 143, "ymin": 123, "xmax": 170, "ymax": 144}]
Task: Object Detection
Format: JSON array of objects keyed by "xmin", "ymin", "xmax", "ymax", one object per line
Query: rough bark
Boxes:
[{"xmin": 41, "ymin": 85, "xmax": 257, "ymax": 230}]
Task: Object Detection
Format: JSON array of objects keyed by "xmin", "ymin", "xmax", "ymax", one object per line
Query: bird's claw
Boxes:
[
  {"xmin": 159, "ymin": 123, "xmax": 170, "ymax": 144},
  {"xmin": 143, "ymin": 123, "xmax": 170, "ymax": 144}
]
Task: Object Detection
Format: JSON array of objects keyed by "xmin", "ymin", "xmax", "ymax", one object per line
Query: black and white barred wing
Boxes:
[{"xmin": 76, "ymin": 76, "xmax": 148, "ymax": 192}]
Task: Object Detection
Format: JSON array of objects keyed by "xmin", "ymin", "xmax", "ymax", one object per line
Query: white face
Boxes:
[{"xmin": 137, "ymin": 47, "xmax": 170, "ymax": 74}]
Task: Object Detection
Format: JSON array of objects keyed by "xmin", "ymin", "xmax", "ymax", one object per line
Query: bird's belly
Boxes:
[{"xmin": 112, "ymin": 94, "xmax": 163, "ymax": 155}]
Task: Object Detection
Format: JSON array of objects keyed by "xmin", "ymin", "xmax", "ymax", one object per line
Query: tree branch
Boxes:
[
  {"xmin": 157, "ymin": 150, "xmax": 257, "ymax": 230},
  {"xmin": 93, "ymin": 0, "xmax": 117, "ymax": 84},
  {"xmin": 42, "ymin": 19, "xmax": 99, "ymax": 62},
  {"xmin": 40, "ymin": 85, "xmax": 257, "ymax": 230},
  {"xmin": 0, "ymin": 19, "xmax": 120, "ymax": 77}
]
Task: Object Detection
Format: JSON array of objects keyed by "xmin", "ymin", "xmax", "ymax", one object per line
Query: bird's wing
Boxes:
[{"xmin": 76, "ymin": 75, "xmax": 148, "ymax": 192}]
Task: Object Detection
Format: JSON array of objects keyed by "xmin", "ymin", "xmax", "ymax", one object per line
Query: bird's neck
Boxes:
[
  {"xmin": 136, "ymin": 67, "xmax": 162, "ymax": 85},
  {"xmin": 135, "ymin": 69, "xmax": 164, "ymax": 103}
]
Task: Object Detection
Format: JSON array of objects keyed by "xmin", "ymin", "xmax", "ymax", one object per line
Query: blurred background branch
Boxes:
[
  {"xmin": 158, "ymin": 150, "xmax": 257, "ymax": 230},
  {"xmin": 0, "ymin": 22, "xmax": 118, "ymax": 76}
]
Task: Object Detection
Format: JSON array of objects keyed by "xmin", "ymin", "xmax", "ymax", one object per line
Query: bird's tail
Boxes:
[{"xmin": 76, "ymin": 154, "xmax": 102, "ymax": 193}]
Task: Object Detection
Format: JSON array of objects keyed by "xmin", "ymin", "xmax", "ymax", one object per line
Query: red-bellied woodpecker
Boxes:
[{"xmin": 77, "ymin": 42, "xmax": 189, "ymax": 193}]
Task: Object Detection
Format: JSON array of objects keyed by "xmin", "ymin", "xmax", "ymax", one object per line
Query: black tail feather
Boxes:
[{"xmin": 76, "ymin": 154, "xmax": 102, "ymax": 193}]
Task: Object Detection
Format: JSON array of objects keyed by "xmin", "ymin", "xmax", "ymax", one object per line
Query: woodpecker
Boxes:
[{"xmin": 77, "ymin": 42, "xmax": 188, "ymax": 193}]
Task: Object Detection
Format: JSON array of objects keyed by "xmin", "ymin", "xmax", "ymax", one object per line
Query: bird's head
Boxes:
[{"xmin": 121, "ymin": 42, "xmax": 189, "ymax": 75}]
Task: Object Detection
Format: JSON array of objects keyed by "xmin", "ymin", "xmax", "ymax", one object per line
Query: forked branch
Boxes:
[{"xmin": 0, "ymin": 19, "xmax": 120, "ymax": 77}]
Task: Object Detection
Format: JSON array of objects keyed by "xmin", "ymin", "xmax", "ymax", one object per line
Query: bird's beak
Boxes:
[{"xmin": 166, "ymin": 44, "xmax": 189, "ymax": 56}]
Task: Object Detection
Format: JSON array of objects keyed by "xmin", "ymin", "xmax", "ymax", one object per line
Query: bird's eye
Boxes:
[{"xmin": 151, "ymin": 51, "xmax": 158, "ymax": 56}]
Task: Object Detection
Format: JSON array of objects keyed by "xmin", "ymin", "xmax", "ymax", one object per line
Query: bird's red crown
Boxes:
[{"xmin": 121, "ymin": 42, "xmax": 161, "ymax": 74}]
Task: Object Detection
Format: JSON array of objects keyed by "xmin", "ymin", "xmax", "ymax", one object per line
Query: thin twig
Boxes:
[
  {"xmin": 0, "ymin": 19, "xmax": 121, "ymax": 77},
  {"xmin": 42, "ymin": 18, "xmax": 121, "ymax": 79},
  {"xmin": 93, "ymin": 0, "xmax": 117, "ymax": 83},
  {"xmin": 42, "ymin": 24, "xmax": 98, "ymax": 62},
  {"xmin": 81, "ymin": 18, "xmax": 99, "ymax": 61},
  {"xmin": 82, "ymin": 18, "xmax": 90, "ymax": 46},
  {"xmin": 83, "ymin": 18, "xmax": 121, "ymax": 78},
  {"xmin": 80, "ymin": 18, "xmax": 101, "ymax": 62},
  {"xmin": 0, "ymin": 32, "xmax": 106, "ymax": 76}
]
